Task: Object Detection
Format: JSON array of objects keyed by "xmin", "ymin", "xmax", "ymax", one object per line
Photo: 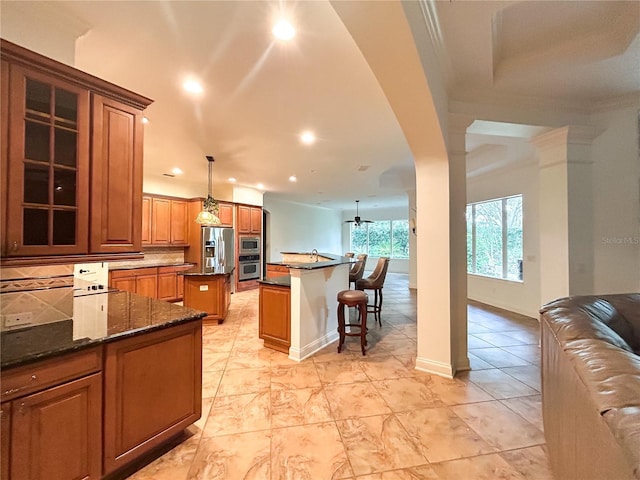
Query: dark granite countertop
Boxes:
[
  {"xmin": 258, "ymin": 276, "xmax": 291, "ymax": 287},
  {"xmin": 267, "ymin": 253, "xmax": 353, "ymax": 270},
  {"xmin": 109, "ymin": 262, "xmax": 195, "ymax": 271},
  {"xmin": 0, "ymin": 289, "xmax": 206, "ymax": 369},
  {"xmin": 181, "ymin": 265, "xmax": 235, "ymax": 276}
]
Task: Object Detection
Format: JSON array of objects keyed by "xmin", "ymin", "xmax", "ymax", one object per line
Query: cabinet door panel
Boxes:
[
  {"xmin": 103, "ymin": 322, "xmax": 201, "ymax": 474},
  {"xmin": 237, "ymin": 205, "xmax": 251, "ymax": 234},
  {"xmin": 157, "ymin": 272, "xmax": 177, "ymax": 301},
  {"xmin": 5, "ymin": 65, "xmax": 89, "ymax": 256},
  {"xmin": 151, "ymin": 197, "xmax": 170, "ymax": 245},
  {"xmin": 170, "ymin": 200, "xmax": 188, "ymax": 245},
  {"xmin": 90, "ymin": 95, "xmax": 143, "ymax": 253},
  {"xmin": 11, "ymin": 373, "xmax": 102, "ymax": 480},
  {"xmin": 259, "ymin": 285, "xmax": 291, "ymax": 353},
  {"xmin": 1, "ymin": 402, "xmax": 10, "ymax": 480},
  {"xmin": 250, "ymin": 207, "xmax": 262, "ymax": 234},
  {"xmin": 217, "ymin": 203, "xmax": 233, "ymax": 227},
  {"xmin": 141, "ymin": 196, "xmax": 151, "ymax": 245},
  {"xmin": 111, "ymin": 277, "xmax": 136, "ymax": 294},
  {"xmin": 136, "ymin": 274, "xmax": 158, "ymax": 299}
]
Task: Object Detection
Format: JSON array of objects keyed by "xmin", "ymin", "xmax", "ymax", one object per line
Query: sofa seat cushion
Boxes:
[
  {"xmin": 604, "ymin": 406, "xmax": 640, "ymax": 479},
  {"xmin": 565, "ymin": 339, "xmax": 640, "ymax": 413}
]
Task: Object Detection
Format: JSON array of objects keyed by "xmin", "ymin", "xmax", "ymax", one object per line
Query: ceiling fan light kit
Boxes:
[{"xmin": 345, "ymin": 200, "xmax": 373, "ymax": 227}]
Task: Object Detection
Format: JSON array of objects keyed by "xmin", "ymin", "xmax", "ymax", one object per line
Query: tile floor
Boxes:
[{"xmin": 128, "ymin": 273, "xmax": 554, "ymax": 480}]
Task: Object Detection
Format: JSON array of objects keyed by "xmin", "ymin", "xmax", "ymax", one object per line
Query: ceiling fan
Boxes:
[{"xmin": 345, "ymin": 200, "xmax": 373, "ymax": 227}]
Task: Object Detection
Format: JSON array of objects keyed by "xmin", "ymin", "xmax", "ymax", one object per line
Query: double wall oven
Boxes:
[{"xmin": 238, "ymin": 236, "xmax": 261, "ymax": 281}]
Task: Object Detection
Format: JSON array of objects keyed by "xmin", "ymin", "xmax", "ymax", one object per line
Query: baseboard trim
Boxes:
[
  {"xmin": 415, "ymin": 357, "xmax": 455, "ymax": 379},
  {"xmin": 289, "ymin": 331, "xmax": 339, "ymax": 362}
]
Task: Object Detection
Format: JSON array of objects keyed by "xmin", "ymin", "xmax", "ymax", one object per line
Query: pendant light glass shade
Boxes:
[{"xmin": 195, "ymin": 156, "xmax": 222, "ymax": 226}]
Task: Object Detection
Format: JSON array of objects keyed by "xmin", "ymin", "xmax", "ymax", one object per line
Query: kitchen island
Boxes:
[
  {"xmin": 182, "ymin": 266, "xmax": 234, "ymax": 324},
  {"xmin": 262, "ymin": 253, "xmax": 352, "ymax": 361},
  {"xmin": 0, "ymin": 286, "xmax": 206, "ymax": 480}
]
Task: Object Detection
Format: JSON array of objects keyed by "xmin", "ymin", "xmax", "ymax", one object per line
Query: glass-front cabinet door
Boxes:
[{"xmin": 5, "ymin": 66, "xmax": 89, "ymax": 256}]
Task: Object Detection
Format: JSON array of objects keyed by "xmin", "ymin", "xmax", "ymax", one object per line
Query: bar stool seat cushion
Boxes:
[{"xmin": 338, "ymin": 289, "xmax": 368, "ymax": 304}]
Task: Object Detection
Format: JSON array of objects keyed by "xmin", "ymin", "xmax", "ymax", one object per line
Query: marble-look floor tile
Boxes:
[
  {"xmin": 473, "ymin": 332, "xmax": 529, "ymax": 347},
  {"xmin": 203, "ymin": 392, "xmax": 270, "ymax": 437},
  {"xmin": 225, "ymin": 348, "xmax": 272, "ymax": 369},
  {"xmin": 467, "ymin": 352, "xmax": 494, "ymax": 371},
  {"xmin": 188, "ymin": 430, "xmax": 270, "ymax": 479},
  {"xmin": 500, "ymin": 445, "xmax": 554, "ymax": 480},
  {"xmin": 270, "ymin": 363, "xmax": 322, "ymax": 390},
  {"xmin": 424, "ymin": 374, "xmax": 493, "ymax": 406},
  {"xmin": 451, "ymin": 401, "xmax": 545, "ymax": 450},
  {"xmin": 217, "ymin": 367, "xmax": 270, "ymax": 396},
  {"xmin": 271, "ymin": 422, "xmax": 353, "ymax": 480},
  {"xmin": 336, "ymin": 414, "xmax": 428, "ymax": 476},
  {"xmin": 324, "ymin": 382, "xmax": 392, "ymax": 419},
  {"xmin": 270, "ymin": 387, "xmax": 333, "ymax": 428},
  {"xmin": 201, "ymin": 349, "xmax": 229, "ymax": 371},
  {"xmin": 312, "ymin": 342, "xmax": 358, "ymax": 363},
  {"xmin": 501, "ymin": 365, "xmax": 541, "ymax": 391},
  {"xmin": 430, "ymin": 453, "xmax": 527, "ymax": 480},
  {"xmin": 396, "ymin": 407, "xmax": 495, "ymax": 463},
  {"xmin": 354, "ymin": 466, "xmax": 438, "ymax": 480},
  {"xmin": 128, "ymin": 432, "xmax": 199, "ymax": 480},
  {"xmin": 469, "ymin": 347, "xmax": 531, "ymax": 368},
  {"xmin": 201, "ymin": 370, "xmax": 223, "ymax": 399},
  {"xmin": 359, "ymin": 355, "xmax": 415, "ymax": 381},
  {"xmin": 373, "ymin": 377, "xmax": 445, "ymax": 412},
  {"xmin": 314, "ymin": 359, "xmax": 369, "ymax": 385},
  {"xmin": 500, "ymin": 395, "xmax": 544, "ymax": 431},
  {"xmin": 465, "ymin": 369, "xmax": 539, "ymax": 399},
  {"xmin": 375, "ymin": 338, "xmax": 417, "ymax": 355}
]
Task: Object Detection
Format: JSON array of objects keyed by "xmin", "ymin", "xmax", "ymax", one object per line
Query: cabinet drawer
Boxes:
[
  {"xmin": 268, "ymin": 265, "xmax": 289, "ymax": 273},
  {"xmin": 1, "ymin": 347, "xmax": 102, "ymax": 402},
  {"xmin": 111, "ymin": 267, "xmax": 158, "ymax": 279}
]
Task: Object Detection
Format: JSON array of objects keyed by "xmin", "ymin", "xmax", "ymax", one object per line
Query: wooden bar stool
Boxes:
[{"xmin": 336, "ymin": 289, "xmax": 369, "ymax": 355}]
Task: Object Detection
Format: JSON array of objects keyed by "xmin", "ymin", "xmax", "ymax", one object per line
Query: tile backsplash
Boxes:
[{"xmin": 109, "ymin": 248, "xmax": 186, "ymax": 268}]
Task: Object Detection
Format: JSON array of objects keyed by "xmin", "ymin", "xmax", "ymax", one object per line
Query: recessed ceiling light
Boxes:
[
  {"xmin": 289, "ymin": 175, "xmax": 297, "ymax": 182},
  {"xmin": 256, "ymin": 183, "xmax": 265, "ymax": 190},
  {"xmin": 228, "ymin": 177, "xmax": 237, "ymax": 183},
  {"xmin": 272, "ymin": 19, "xmax": 295, "ymax": 41},
  {"xmin": 300, "ymin": 131, "xmax": 316, "ymax": 145},
  {"xmin": 182, "ymin": 78, "xmax": 203, "ymax": 94},
  {"xmin": 142, "ymin": 116, "xmax": 149, "ymax": 124},
  {"xmin": 171, "ymin": 167, "xmax": 183, "ymax": 175}
]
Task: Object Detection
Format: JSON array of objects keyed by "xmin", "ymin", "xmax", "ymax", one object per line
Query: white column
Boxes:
[
  {"xmin": 532, "ymin": 126, "xmax": 603, "ymax": 304},
  {"xmin": 408, "ymin": 189, "xmax": 417, "ymax": 289}
]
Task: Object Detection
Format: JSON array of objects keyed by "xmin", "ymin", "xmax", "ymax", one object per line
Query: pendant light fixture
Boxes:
[{"xmin": 195, "ymin": 155, "xmax": 221, "ymax": 225}]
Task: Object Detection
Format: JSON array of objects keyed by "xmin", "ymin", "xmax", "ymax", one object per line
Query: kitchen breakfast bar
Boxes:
[{"xmin": 260, "ymin": 253, "xmax": 353, "ymax": 361}]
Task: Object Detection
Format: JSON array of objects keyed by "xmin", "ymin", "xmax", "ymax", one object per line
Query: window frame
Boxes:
[
  {"xmin": 467, "ymin": 194, "xmax": 523, "ymax": 282},
  {"xmin": 349, "ymin": 219, "xmax": 409, "ymax": 260}
]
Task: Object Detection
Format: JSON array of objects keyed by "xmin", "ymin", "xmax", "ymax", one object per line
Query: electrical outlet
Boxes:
[{"xmin": 3, "ymin": 312, "xmax": 33, "ymax": 328}]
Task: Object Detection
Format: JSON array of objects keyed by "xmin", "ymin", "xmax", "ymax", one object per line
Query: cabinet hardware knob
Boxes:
[
  {"xmin": 19, "ymin": 402, "xmax": 25, "ymax": 414},
  {"xmin": 31, "ymin": 375, "xmax": 37, "ymax": 381},
  {"xmin": 11, "ymin": 241, "xmax": 18, "ymax": 251}
]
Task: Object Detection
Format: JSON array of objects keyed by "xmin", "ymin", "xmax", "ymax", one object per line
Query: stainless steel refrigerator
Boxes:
[{"xmin": 201, "ymin": 227, "xmax": 235, "ymax": 286}]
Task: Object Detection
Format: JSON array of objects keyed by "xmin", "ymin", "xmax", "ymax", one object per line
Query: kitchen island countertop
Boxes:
[{"xmin": 267, "ymin": 252, "xmax": 353, "ymax": 270}]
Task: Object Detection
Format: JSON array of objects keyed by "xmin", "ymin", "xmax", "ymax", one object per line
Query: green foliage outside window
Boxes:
[
  {"xmin": 349, "ymin": 220, "xmax": 409, "ymax": 259},
  {"xmin": 467, "ymin": 195, "xmax": 523, "ymax": 281}
]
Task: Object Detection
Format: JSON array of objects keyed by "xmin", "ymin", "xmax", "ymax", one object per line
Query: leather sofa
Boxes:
[{"xmin": 540, "ymin": 294, "xmax": 640, "ymax": 480}]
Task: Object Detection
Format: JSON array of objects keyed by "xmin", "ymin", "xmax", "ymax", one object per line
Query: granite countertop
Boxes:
[
  {"xmin": 181, "ymin": 265, "xmax": 235, "ymax": 276},
  {"xmin": 258, "ymin": 276, "xmax": 291, "ymax": 287},
  {"xmin": 0, "ymin": 289, "xmax": 206, "ymax": 369},
  {"xmin": 109, "ymin": 262, "xmax": 195, "ymax": 271},
  {"xmin": 267, "ymin": 252, "xmax": 354, "ymax": 270}
]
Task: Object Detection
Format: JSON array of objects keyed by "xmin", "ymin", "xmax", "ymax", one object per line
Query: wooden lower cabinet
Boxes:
[
  {"xmin": 1, "ymin": 402, "xmax": 11, "ymax": 480},
  {"xmin": 10, "ymin": 374, "xmax": 102, "ymax": 480},
  {"xmin": 110, "ymin": 266, "xmax": 192, "ymax": 302},
  {"xmin": 183, "ymin": 274, "xmax": 231, "ymax": 324},
  {"xmin": 265, "ymin": 264, "xmax": 289, "ymax": 279},
  {"xmin": 259, "ymin": 283, "xmax": 291, "ymax": 353},
  {"xmin": 103, "ymin": 322, "xmax": 202, "ymax": 475}
]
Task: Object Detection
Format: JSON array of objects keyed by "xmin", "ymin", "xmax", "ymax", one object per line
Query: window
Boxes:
[
  {"xmin": 467, "ymin": 195, "xmax": 523, "ymax": 280},
  {"xmin": 349, "ymin": 220, "xmax": 409, "ymax": 259}
]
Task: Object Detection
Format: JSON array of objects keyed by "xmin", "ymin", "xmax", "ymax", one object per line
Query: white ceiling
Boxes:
[{"xmin": 2, "ymin": 1, "xmax": 638, "ymax": 211}]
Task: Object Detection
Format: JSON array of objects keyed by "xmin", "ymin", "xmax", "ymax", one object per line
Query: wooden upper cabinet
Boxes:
[
  {"xmin": 4, "ymin": 63, "xmax": 90, "ymax": 256},
  {"xmin": 237, "ymin": 205, "xmax": 251, "ymax": 234},
  {"xmin": 0, "ymin": 39, "xmax": 152, "ymax": 261},
  {"xmin": 141, "ymin": 196, "xmax": 151, "ymax": 245},
  {"xmin": 151, "ymin": 197, "xmax": 170, "ymax": 245},
  {"xmin": 90, "ymin": 95, "xmax": 144, "ymax": 253},
  {"xmin": 170, "ymin": 200, "xmax": 188, "ymax": 245},
  {"xmin": 250, "ymin": 206, "xmax": 262, "ymax": 234},
  {"xmin": 217, "ymin": 202, "xmax": 233, "ymax": 227}
]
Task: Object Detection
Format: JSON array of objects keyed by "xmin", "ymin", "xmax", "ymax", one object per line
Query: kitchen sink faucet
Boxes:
[{"xmin": 311, "ymin": 249, "xmax": 319, "ymax": 262}]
